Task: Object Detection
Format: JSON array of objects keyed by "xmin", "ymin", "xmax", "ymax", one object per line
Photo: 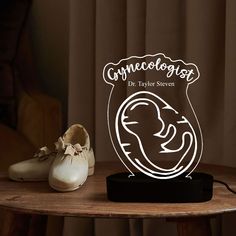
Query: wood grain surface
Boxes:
[{"xmin": 0, "ymin": 161, "xmax": 235, "ymax": 218}]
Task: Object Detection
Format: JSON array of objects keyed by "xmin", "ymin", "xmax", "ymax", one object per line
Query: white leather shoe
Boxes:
[
  {"xmin": 49, "ymin": 124, "xmax": 95, "ymax": 192},
  {"xmin": 8, "ymin": 147, "xmax": 56, "ymax": 181}
]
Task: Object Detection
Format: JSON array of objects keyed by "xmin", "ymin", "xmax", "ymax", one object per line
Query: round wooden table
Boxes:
[{"xmin": 0, "ymin": 162, "xmax": 236, "ymax": 236}]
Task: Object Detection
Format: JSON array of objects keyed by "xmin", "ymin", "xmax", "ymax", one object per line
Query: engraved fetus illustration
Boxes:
[
  {"xmin": 116, "ymin": 91, "xmax": 198, "ymax": 179},
  {"xmin": 103, "ymin": 53, "xmax": 202, "ymax": 179}
]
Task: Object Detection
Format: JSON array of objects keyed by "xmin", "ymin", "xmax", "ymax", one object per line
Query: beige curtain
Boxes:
[{"xmin": 66, "ymin": 0, "xmax": 236, "ymax": 235}]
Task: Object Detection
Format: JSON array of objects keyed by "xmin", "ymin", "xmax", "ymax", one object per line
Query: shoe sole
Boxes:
[
  {"xmin": 9, "ymin": 166, "xmax": 94, "ymax": 182},
  {"xmin": 49, "ymin": 179, "xmax": 87, "ymax": 192},
  {"xmin": 9, "ymin": 177, "xmax": 47, "ymax": 182}
]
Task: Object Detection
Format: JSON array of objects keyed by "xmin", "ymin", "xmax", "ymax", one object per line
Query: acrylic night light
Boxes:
[{"xmin": 103, "ymin": 53, "xmax": 213, "ymax": 203}]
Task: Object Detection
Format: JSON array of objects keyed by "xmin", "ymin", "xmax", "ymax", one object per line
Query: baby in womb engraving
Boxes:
[
  {"xmin": 116, "ymin": 91, "xmax": 197, "ymax": 179},
  {"xmin": 103, "ymin": 53, "xmax": 202, "ymax": 179}
]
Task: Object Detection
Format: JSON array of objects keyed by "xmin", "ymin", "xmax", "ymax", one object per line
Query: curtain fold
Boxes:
[
  {"xmin": 67, "ymin": 0, "xmax": 236, "ymax": 235},
  {"xmin": 184, "ymin": 0, "xmax": 226, "ymax": 166},
  {"xmin": 224, "ymin": 0, "xmax": 236, "ymax": 167}
]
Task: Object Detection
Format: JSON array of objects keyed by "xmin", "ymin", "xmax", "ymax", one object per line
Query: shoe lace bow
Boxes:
[
  {"xmin": 55, "ymin": 137, "xmax": 83, "ymax": 156},
  {"xmin": 34, "ymin": 146, "xmax": 54, "ymax": 161}
]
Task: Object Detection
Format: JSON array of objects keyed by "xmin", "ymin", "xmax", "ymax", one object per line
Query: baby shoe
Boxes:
[
  {"xmin": 49, "ymin": 124, "xmax": 95, "ymax": 192},
  {"xmin": 8, "ymin": 146, "xmax": 56, "ymax": 181}
]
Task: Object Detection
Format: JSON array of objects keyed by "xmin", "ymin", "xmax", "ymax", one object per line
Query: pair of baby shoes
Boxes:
[{"xmin": 8, "ymin": 124, "xmax": 95, "ymax": 192}]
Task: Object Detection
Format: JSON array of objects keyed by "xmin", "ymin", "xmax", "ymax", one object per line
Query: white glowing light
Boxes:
[{"xmin": 103, "ymin": 53, "xmax": 202, "ymax": 179}]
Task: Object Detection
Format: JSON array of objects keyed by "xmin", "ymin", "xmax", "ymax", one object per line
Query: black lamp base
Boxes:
[{"xmin": 106, "ymin": 172, "xmax": 213, "ymax": 203}]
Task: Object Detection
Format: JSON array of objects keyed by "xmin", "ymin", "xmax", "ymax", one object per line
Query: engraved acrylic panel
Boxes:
[{"xmin": 103, "ymin": 53, "xmax": 202, "ymax": 179}]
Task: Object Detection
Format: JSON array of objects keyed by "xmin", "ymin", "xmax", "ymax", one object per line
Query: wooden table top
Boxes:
[{"xmin": 0, "ymin": 161, "xmax": 236, "ymax": 218}]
